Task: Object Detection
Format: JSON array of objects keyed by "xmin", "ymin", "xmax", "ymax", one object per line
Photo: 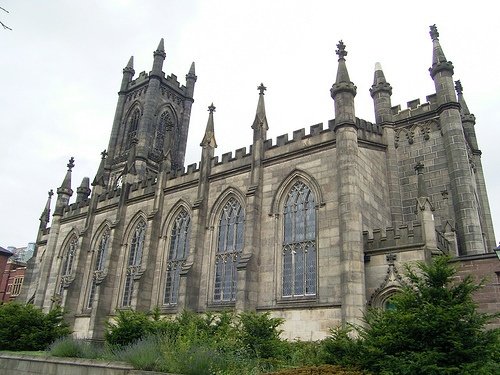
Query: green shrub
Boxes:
[
  {"xmin": 112, "ymin": 335, "xmax": 169, "ymax": 371},
  {"xmin": 239, "ymin": 311, "xmax": 284, "ymax": 359},
  {"xmin": 105, "ymin": 309, "xmax": 152, "ymax": 347},
  {"xmin": 0, "ymin": 302, "xmax": 70, "ymax": 351},
  {"xmin": 49, "ymin": 337, "xmax": 102, "ymax": 359},
  {"xmin": 322, "ymin": 256, "xmax": 500, "ymax": 374}
]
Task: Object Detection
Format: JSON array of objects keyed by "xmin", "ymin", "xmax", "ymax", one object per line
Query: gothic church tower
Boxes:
[{"xmin": 103, "ymin": 39, "xmax": 196, "ymax": 186}]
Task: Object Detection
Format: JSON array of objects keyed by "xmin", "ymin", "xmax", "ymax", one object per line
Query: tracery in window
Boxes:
[
  {"xmin": 282, "ymin": 181, "xmax": 316, "ymax": 297},
  {"xmin": 163, "ymin": 209, "xmax": 191, "ymax": 305},
  {"xmin": 122, "ymin": 220, "xmax": 146, "ymax": 307},
  {"xmin": 154, "ymin": 111, "xmax": 174, "ymax": 155},
  {"xmin": 126, "ymin": 108, "xmax": 141, "ymax": 147},
  {"xmin": 214, "ymin": 197, "xmax": 244, "ymax": 302},
  {"xmin": 58, "ymin": 235, "xmax": 78, "ymax": 295},
  {"xmin": 62, "ymin": 236, "xmax": 77, "ymax": 277},
  {"xmin": 87, "ymin": 227, "xmax": 110, "ymax": 309}
]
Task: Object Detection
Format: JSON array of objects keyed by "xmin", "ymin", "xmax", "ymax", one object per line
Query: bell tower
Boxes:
[{"xmin": 105, "ymin": 39, "xmax": 196, "ymax": 186}]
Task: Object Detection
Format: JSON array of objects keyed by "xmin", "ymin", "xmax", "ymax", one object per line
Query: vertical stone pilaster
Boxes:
[
  {"xmin": 429, "ymin": 25, "xmax": 484, "ymax": 255},
  {"xmin": 331, "ymin": 41, "xmax": 365, "ymax": 327}
]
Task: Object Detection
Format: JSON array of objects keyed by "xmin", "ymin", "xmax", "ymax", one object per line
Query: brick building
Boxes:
[
  {"xmin": 0, "ymin": 259, "xmax": 27, "ymax": 302},
  {"xmin": 21, "ymin": 25, "xmax": 498, "ymax": 340}
]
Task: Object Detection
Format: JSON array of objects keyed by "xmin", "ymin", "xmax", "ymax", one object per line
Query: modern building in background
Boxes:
[{"xmin": 21, "ymin": 26, "xmax": 499, "ymax": 340}]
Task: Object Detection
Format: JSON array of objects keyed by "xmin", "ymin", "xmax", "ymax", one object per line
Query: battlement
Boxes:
[
  {"xmin": 264, "ymin": 122, "xmax": 331, "ymax": 151},
  {"xmin": 165, "ymin": 73, "xmax": 187, "ymax": 92},
  {"xmin": 363, "ymin": 222, "xmax": 424, "ymax": 252},
  {"xmin": 130, "ymin": 176, "xmax": 157, "ymax": 193},
  {"xmin": 392, "ymin": 94, "xmax": 438, "ymax": 121},
  {"xmin": 128, "ymin": 71, "xmax": 149, "ymax": 88},
  {"xmin": 62, "ymin": 199, "xmax": 90, "ymax": 218}
]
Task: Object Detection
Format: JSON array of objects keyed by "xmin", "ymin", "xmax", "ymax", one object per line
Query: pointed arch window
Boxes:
[
  {"xmin": 282, "ymin": 181, "xmax": 316, "ymax": 297},
  {"xmin": 122, "ymin": 220, "xmax": 146, "ymax": 307},
  {"xmin": 163, "ymin": 209, "xmax": 191, "ymax": 305},
  {"xmin": 62, "ymin": 236, "xmax": 78, "ymax": 277},
  {"xmin": 57, "ymin": 235, "xmax": 78, "ymax": 295},
  {"xmin": 87, "ymin": 227, "xmax": 110, "ymax": 309},
  {"xmin": 214, "ymin": 197, "xmax": 244, "ymax": 302},
  {"xmin": 127, "ymin": 108, "xmax": 141, "ymax": 147},
  {"xmin": 154, "ymin": 111, "xmax": 174, "ymax": 155}
]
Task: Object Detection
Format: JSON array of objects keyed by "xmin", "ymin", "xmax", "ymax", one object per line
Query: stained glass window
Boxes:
[
  {"xmin": 154, "ymin": 111, "xmax": 174, "ymax": 155},
  {"xmin": 164, "ymin": 209, "xmax": 191, "ymax": 305},
  {"xmin": 87, "ymin": 228, "xmax": 110, "ymax": 309},
  {"xmin": 214, "ymin": 197, "xmax": 244, "ymax": 302},
  {"xmin": 62, "ymin": 236, "xmax": 78, "ymax": 277},
  {"xmin": 282, "ymin": 181, "xmax": 316, "ymax": 297},
  {"xmin": 122, "ymin": 220, "xmax": 146, "ymax": 307},
  {"xmin": 127, "ymin": 108, "xmax": 141, "ymax": 147}
]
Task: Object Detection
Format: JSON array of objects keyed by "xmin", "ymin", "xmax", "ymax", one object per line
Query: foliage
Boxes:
[
  {"xmin": 49, "ymin": 337, "xmax": 102, "ymax": 359},
  {"xmin": 322, "ymin": 256, "xmax": 500, "ymax": 374},
  {"xmin": 112, "ymin": 335, "xmax": 169, "ymax": 371},
  {"xmin": 268, "ymin": 364, "xmax": 368, "ymax": 375},
  {"xmin": 0, "ymin": 302, "xmax": 71, "ymax": 351},
  {"xmin": 239, "ymin": 311, "xmax": 285, "ymax": 359},
  {"xmin": 104, "ymin": 309, "xmax": 151, "ymax": 348}
]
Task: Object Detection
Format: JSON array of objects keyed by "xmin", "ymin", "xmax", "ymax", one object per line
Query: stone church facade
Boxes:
[{"xmin": 22, "ymin": 26, "xmax": 498, "ymax": 340}]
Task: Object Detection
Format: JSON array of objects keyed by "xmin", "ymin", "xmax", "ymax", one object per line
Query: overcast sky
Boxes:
[{"xmin": 1, "ymin": 0, "xmax": 499, "ymax": 249}]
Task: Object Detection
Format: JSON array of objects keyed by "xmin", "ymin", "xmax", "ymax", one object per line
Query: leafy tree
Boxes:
[
  {"xmin": 0, "ymin": 302, "xmax": 71, "ymax": 350},
  {"xmin": 323, "ymin": 256, "xmax": 500, "ymax": 374}
]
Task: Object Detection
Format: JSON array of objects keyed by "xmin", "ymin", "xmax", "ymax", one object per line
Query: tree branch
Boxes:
[{"xmin": 1, "ymin": 6, "xmax": 12, "ymax": 30}]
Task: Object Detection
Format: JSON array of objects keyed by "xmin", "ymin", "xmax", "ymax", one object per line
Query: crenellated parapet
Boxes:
[
  {"xmin": 363, "ymin": 223, "xmax": 424, "ymax": 253},
  {"xmin": 391, "ymin": 94, "xmax": 439, "ymax": 122},
  {"xmin": 364, "ymin": 222, "xmax": 450, "ymax": 255}
]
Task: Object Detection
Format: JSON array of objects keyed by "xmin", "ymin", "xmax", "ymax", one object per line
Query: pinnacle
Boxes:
[
  {"xmin": 126, "ymin": 56, "xmax": 134, "ymax": 69},
  {"xmin": 157, "ymin": 38, "xmax": 165, "ymax": 52}
]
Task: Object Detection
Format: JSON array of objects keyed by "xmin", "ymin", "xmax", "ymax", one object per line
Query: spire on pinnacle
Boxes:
[
  {"xmin": 252, "ymin": 83, "xmax": 269, "ymax": 139},
  {"xmin": 55, "ymin": 158, "xmax": 74, "ymax": 215},
  {"xmin": 188, "ymin": 62, "xmax": 196, "ymax": 77},
  {"xmin": 152, "ymin": 38, "xmax": 166, "ymax": 77},
  {"xmin": 370, "ymin": 62, "xmax": 392, "ymax": 97},
  {"xmin": 201, "ymin": 104, "xmax": 217, "ymax": 148},
  {"xmin": 39, "ymin": 189, "xmax": 54, "ymax": 229},
  {"xmin": 59, "ymin": 157, "xmax": 74, "ymax": 193},
  {"xmin": 76, "ymin": 177, "xmax": 91, "ymax": 203},
  {"xmin": 455, "ymin": 80, "xmax": 471, "ymax": 115},
  {"xmin": 429, "ymin": 24, "xmax": 453, "ymax": 77},
  {"xmin": 155, "ymin": 38, "xmax": 166, "ymax": 56},
  {"xmin": 92, "ymin": 150, "xmax": 108, "ymax": 187},
  {"xmin": 124, "ymin": 56, "xmax": 134, "ymax": 74},
  {"xmin": 331, "ymin": 40, "xmax": 357, "ymax": 98}
]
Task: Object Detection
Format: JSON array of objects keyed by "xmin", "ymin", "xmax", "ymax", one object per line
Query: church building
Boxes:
[{"xmin": 22, "ymin": 25, "xmax": 498, "ymax": 340}]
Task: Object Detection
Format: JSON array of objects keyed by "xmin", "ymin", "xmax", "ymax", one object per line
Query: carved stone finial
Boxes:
[
  {"xmin": 67, "ymin": 157, "xmax": 75, "ymax": 171},
  {"xmin": 336, "ymin": 40, "xmax": 347, "ymax": 60},
  {"xmin": 386, "ymin": 253, "xmax": 397, "ymax": 265},
  {"xmin": 429, "ymin": 24, "xmax": 439, "ymax": 41},
  {"xmin": 258, "ymin": 83, "xmax": 267, "ymax": 95},
  {"xmin": 48, "ymin": 189, "xmax": 54, "ymax": 198},
  {"xmin": 454, "ymin": 80, "xmax": 463, "ymax": 95},
  {"xmin": 208, "ymin": 103, "xmax": 216, "ymax": 113},
  {"xmin": 101, "ymin": 149, "xmax": 108, "ymax": 160}
]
